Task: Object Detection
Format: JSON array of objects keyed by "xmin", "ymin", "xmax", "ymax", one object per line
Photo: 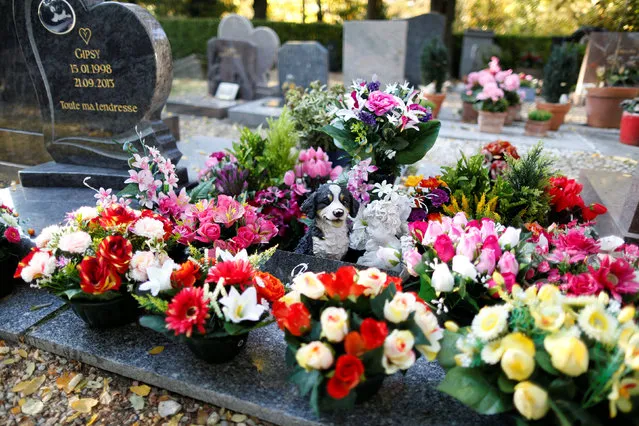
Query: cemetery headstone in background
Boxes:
[
  {"xmin": 217, "ymin": 14, "xmax": 280, "ymax": 97},
  {"xmin": 7, "ymin": 0, "xmax": 182, "ymax": 188},
  {"xmin": 207, "ymin": 38, "xmax": 258, "ymax": 100},
  {"xmin": 278, "ymin": 41, "xmax": 329, "ymax": 91},
  {"xmin": 404, "ymin": 13, "xmax": 446, "ymax": 87},
  {"xmin": 343, "ymin": 20, "xmax": 408, "ymax": 85},
  {"xmin": 459, "ymin": 29, "xmax": 496, "ymax": 78}
]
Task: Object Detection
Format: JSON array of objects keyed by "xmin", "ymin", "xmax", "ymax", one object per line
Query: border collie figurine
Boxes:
[{"xmin": 295, "ymin": 183, "xmax": 359, "ymax": 260}]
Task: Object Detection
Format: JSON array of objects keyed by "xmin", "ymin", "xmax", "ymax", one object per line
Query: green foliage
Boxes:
[
  {"xmin": 263, "ymin": 108, "xmax": 299, "ymax": 183},
  {"xmin": 476, "ymin": 98, "xmax": 509, "ymax": 113},
  {"xmin": 441, "ymin": 153, "xmax": 492, "ymax": 197},
  {"xmin": 133, "ymin": 294, "xmax": 169, "ymax": 314},
  {"xmin": 229, "ymin": 127, "xmax": 268, "ymax": 191},
  {"xmin": 438, "ymin": 367, "xmax": 513, "ymax": 414},
  {"xmin": 542, "ymin": 44, "xmax": 580, "ymax": 103},
  {"xmin": 528, "ymin": 109, "xmax": 553, "ymax": 121},
  {"xmin": 421, "ymin": 38, "xmax": 449, "ymax": 93},
  {"xmin": 621, "ymin": 97, "xmax": 639, "ymax": 113},
  {"xmin": 285, "ymin": 81, "xmax": 346, "ymax": 151}
]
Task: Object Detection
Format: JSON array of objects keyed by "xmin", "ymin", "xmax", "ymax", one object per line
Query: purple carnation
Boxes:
[
  {"xmin": 367, "ymin": 81, "xmax": 380, "ymax": 92},
  {"xmin": 428, "ymin": 188, "xmax": 449, "ymax": 208},
  {"xmin": 359, "ymin": 111, "xmax": 377, "ymax": 126},
  {"xmin": 419, "ymin": 110, "xmax": 433, "ymax": 123},
  {"xmin": 408, "ymin": 208, "xmax": 428, "ymax": 222}
]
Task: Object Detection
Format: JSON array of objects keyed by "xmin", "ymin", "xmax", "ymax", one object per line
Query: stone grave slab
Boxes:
[
  {"xmin": 404, "ymin": 13, "xmax": 446, "ymax": 86},
  {"xmin": 343, "ymin": 20, "xmax": 408, "ymax": 85},
  {"xmin": 207, "ymin": 38, "xmax": 258, "ymax": 101},
  {"xmin": 25, "ymin": 308, "xmax": 499, "ymax": 426},
  {"xmin": 262, "ymin": 250, "xmax": 360, "ymax": 284},
  {"xmin": 228, "ymin": 97, "xmax": 282, "ymax": 127},
  {"xmin": 459, "ymin": 30, "xmax": 495, "ymax": 78},
  {"xmin": 278, "ymin": 42, "xmax": 329, "ymax": 91},
  {"xmin": 8, "ymin": 0, "xmax": 181, "ymax": 188},
  {"xmin": 166, "ymin": 98, "xmax": 239, "ymax": 119},
  {"xmin": 173, "ymin": 54, "xmax": 204, "ymax": 80},
  {"xmin": 0, "ymin": 285, "xmax": 64, "ymax": 342}
]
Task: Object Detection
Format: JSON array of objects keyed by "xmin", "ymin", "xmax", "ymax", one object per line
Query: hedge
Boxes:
[{"xmin": 159, "ymin": 17, "xmax": 558, "ymax": 76}]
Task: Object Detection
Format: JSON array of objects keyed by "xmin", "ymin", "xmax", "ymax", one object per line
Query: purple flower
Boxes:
[
  {"xmin": 359, "ymin": 111, "xmax": 377, "ymax": 126},
  {"xmin": 428, "ymin": 188, "xmax": 449, "ymax": 208},
  {"xmin": 216, "ymin": 164, "xmax": 248, "ymax": 196},
  {"xmin": 367, "ymin": 81, "xmax": 380, "ymax": 92},
  {"xmin": 408, "ymin": 208, "xmax": 428, "ymax": 222},
  {"xmin": 419, "ymin": 109, "xmax": 433, "ymax": 123}
]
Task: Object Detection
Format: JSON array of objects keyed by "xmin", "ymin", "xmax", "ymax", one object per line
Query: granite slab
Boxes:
[
  {"xmin": 0, "ymin": 285, "xmax": 64, "ymax": 342},
  {"xmin": 25, "ymin": 309, "xmax": 500, "ymax": 426},
  {"xmin": 228, "ymin": 97, "xmax": 282, "ymax": 127},
  {"xmin": 166, "ymin": 98, "xmax": 238, "ymax": 118}
]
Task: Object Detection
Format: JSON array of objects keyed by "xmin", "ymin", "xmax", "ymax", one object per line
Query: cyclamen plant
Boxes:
[
  {"xmin": 273, "ymin": 266, "xmax": 442, "ymax": 413},
  {"xmin": 545, "ymin": 176, "xmax": 607, "ymax": 225},
  {"xmin": 283, "ymin": 147, "xmax": 343, "ymax": 195},
  {"xmin": 482, "ymin": 140, "xmax": 520, "ymax": 179},
  {"xmin": 323, "ymin": 78, "xmax": 441, "ymax": 176}
]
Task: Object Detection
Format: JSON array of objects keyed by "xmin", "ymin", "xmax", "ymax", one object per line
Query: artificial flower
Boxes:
[
  {"xmin": 471, "ymin": 305, "xmax": 509, "ymax": 342},
  {"xmin": 96, "ymin": 235, "xmax": 133, "ymax": 274},
  {"xmin": 171, "ymin": 260, "xmax": 201, "ymax": 289},
  {"xmin": 253, "ymin": 271, "xmax": 285, "ymax": 303},
  {"xmin": 356, "ymin": 268, "xmax": 388, "ymax": 296},
  {"xmin": 320, "ymin": 307, "xmax": 349, "ymax": 342},
  {"xmin": 501, "ymin": 347, "xmax": 535, "ymax": 381},
  {"xmin": 359, "ymin": 318, "xmax": 389, "ymax": 350},
  {"xmin": 543, "ymin": 333, "xmax": 589, "ymax": 376},
  {"xmin": 165, "ymin": 287, "xmax": 210, "ymax": 337},
  {"xmin": 383, "ymin": 292, "xmax": 416, "ymax": 323},
  {"xmin": 273, "ymin": 301, "xmax": 311, "ymax": 336},
  {"xmin": 139, "ymin": 259, "xmax": 176, "ymax": 296},
  {"xmin": 382, "ymin": 329, "xmax": 416, "ymax": 374},
  {"xmin": 4, "ymin": 227, "xmax": 20, "ymax": 244},
  {"xmin": 431, "ymin": 262, "xmax": 454, "ymax": 293},
  {"xmin": 57, "ymin": 231, "xmax": 92, "ymax": 254},
  {"xmin": 326, "ymin": 355, "xmax": 364, "ymax": 399},
  {"xmin": 292, "ymin": 272, "xmax": 326, "ymax": 299},
  {"xmin": 577, "ymin": 303, "xmax": 618, "ymax": 344},
  {"xmin": 128, "ymin": 251, "xmax": 157, "ymax": 282},
  {"xmin": 206, "ymin": 257, "xmax": 254, "ymax": 286},
  {"xmin": 296, "ymin": 341, "xmax": 334, "ymax": 371},
  {"xmin": 219, "ymin": 286, "xmax": 266, "ymax": 323},
  {"xmin": 77, "ymin": 256, "xmax": 121, "ymax": 294},
  {"xmin": 513, "ymin": 382, "xmax": 549, "ymax": 420},
  {"xmin": 131, "ymin": 217, "xmax": 166, "ymax": 240}
]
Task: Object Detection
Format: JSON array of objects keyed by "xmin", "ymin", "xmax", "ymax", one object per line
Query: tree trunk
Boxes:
[
  {"xmin": 316, "ymin": 0, "xmax": 323, "ymax": 22},
  {"xmin": 253, "ymin": 0, "xmax": 267, "ymax": 20},
  {"xmin": 366, "ymin": 0, "xmax": 382, "ymax": 19}
]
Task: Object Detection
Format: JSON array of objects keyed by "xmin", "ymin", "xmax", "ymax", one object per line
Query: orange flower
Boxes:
[
  {"xmin": 253, "ymin": 271, "xmax": 285, "ymax": 303},
  {"xmin": 171, "ymin": 260, "xmax": 201, "ymax": 289},
  {"xmin": 77, "ymin": 256, "xmax": 121, "ymax": 294},
  {"xmin": 419, "ymin": 177, "xmax": 441, "ymax": 189},
  {"xmin": 96, "ymin": 235, "xmax": 133, "ymax": 274},
  {"xmin": 344, "ymin": 331, "xmax": 366, "ymax": 357}
]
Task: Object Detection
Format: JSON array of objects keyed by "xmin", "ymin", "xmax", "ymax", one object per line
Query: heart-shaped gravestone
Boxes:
[
  {"xmin": 13, "ymin": 0, "xmax": 179, "ymax": 169},
  {"xmin": 218, "ymin": 14, "xmax": 280, "ymax": 85}
]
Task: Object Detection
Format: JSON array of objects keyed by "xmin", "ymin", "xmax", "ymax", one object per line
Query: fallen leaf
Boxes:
[
  {"xmin": 23, "ymin": 361, "xmax": 35, "ymax": 379},
  {"xmin": 70, "ymin": 398, "xmax": 98, "ymax": 413},
  {"xmin": 18, "ymin": 349, "xmax": 28, "ymax": 358},
  {"xmin": 64, "ymin": 412, "xmax": 81, "ymax": 424},
  {"xmin": 130, "ymin": 384, "xmax": 151, "ymax": 397},
  {"xmin": 3, "ymin": 358, "xmax": 18, "ymax": 365},
  {"xmin": 10, "ymin": 407, "xmax": 21, "ymax": 415},
  {"xmin": 148, "ymin": 346, "xmax": 164, "ymax": 355},
  {"xmin": 21, "ymin": 399, "xmax": 44, "ymax": 415},
  {"xmin": 86, "ymin": 414, "xmax": 99, "ymax": 426},
  {"xmin": 0, "ymin": 347, "xmax": 10, "ymax": 354},
  {"xmin": 99, "ymin": 378, "xmax": 112, "ymax": 405},
  {"xmin": 167, "ymin": 413, "xmax": 183, "ymax": 426},
  {"xmin": 12, "ymin": 376, "xmax": 45, "ymax": 396},
  {"xmin": 56, "ymin": 372, "xmax": 83, "ymax": 393},
  {"xmin": 86, "ymin": 379, "xmax": 103, "ymax": 389},
  {"xmin": 74, "ymin": 377, "xmax": 89, "ymax": 393},
  {"xmin": 129, "ymin": 394, "xmax": 145, "ymax": 411}
]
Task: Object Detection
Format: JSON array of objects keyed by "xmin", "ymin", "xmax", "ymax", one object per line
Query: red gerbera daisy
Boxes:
[
  {"xmin": 166, "ymin": 287, "xmax": 210, "ymax": 337},
  {"xmin": 206, "ymin": 258, "xmax": 254, "ymax": 285}
]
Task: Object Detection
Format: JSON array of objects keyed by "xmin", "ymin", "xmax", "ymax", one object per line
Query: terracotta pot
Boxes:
[
  {"xmin": 461, "ymin": 101, "xmax": 478, "ymax": 123},
  {"xmin": 586, "ymin": 87, "xmax": 639, "ymax": 129},
  {"xmin": 478, "ymin": 111, "xmax": 507, "ymax": 134},
  {"xmin": 536, "ymin": 102, "xmax": 571, "ymax": 131},
  {"xmin": 423, "ymin": 93, "xmax": 446, "ymax": 118},
  {"xmin": 620, "ymin": 112, "xmax": 639, "ymax": 146},
  {"xmin": 505, "ymin": 105, "xmax": 521, "ymax": 124},
  {"xmin": 525, "ymin": 120, "xmax": 551, "ymax": 137}
]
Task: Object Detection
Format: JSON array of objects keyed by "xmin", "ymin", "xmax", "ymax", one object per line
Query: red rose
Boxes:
[
  {"xmin": 253, "ymin": 271, "xmax": 285, "ymax": 303},
  {"xmin": 581, "ymin": 203, "xmax": 607, "ymax": 221},
  {"xmin": 98, "ymin": 204, "xmax": 138, "ymax": 229},
  {"xmin": 344, "ymin": 331, "xmax": 367, "ymax": 357},
  {"xmin": 433, "ymin": 234, "xmax": 455, "ymax": 263},
  {"xmin": 171, "ymin": 260, "xmax": 201, "ymax": 289},
  {"xmin": 359, "ymin": 318, "xmax": 388, "ymax": 350},
  {"xmin": 77, "ymin": 256, "xmax": 122, "ymax": 294},
  {"xmin": 326, "ymin": 355, "xmax": 364, "ymax": 400},
  {"xmin": 96, "ymin": 235, "xmax": 133, "ymax": 274},
  {"xmin": 4, "ymin": 227, "xmax": 20, "ymax": 244},
  {"xmin": 384, "ymin": 275, "xmax": 403, "ymax": 292},
  {"xmin": 272, "ymin": 301, "xmax": 311, "ymax": 336}
]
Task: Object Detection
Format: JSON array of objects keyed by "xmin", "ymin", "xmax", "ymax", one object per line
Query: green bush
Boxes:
[
  {"xmin": 421, "ymin": 38, "xmax": 448, "ymax": 93},
  {"xmin": 541, "ymin": 43, "xmax": 580, "ymax": 103},
  {"xmin": 528, "ymin": 109, "xmax": 553, "ymax": 121}
]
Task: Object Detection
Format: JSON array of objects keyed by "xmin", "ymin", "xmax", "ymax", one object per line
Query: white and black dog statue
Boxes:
[{"xmin": 294, "ymin": 183, "xmax": 359, "ymax": 260}]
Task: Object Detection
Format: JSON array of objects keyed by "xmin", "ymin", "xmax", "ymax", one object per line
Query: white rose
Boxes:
[
  {"xmin": 499, "ymin": 227, "xmax": 521, "ymax": 249},
  {"xmin": 384, "ymin": 292, "xmax": 416, "ymax": 323},
  {"xmin": 35, "ymin": 225, "xmax": 61, "ymax": 248},
  {"xmin": 129, "ymin": 251, "xmax": 157, "ymax": 282},
  {"xmin": 432, "ymin": 262, "xmax": 454, "ymax": 292},
  {"xmin": 356, "ymin": 268, "xmax": 388, "ymax": 296},
  {"xmin": 320, "ymin": 307, "xmax": 349, "ymax": 342},
  {"xmin": 452, "ymin": 255, "xmax": 478, "ymax": 281},
  {"xmin": 131, "ymin": 217, "xmax": 166, "ymax": 240},
  {"xmin": 382, "ymin": 329, "xmax": 416, "ymax": 374},
  {"xmin": 292, "ymin": 272, "xmax": 325, "ymax": 299},
  {"xmin": 73, "ymin": 206, "xmax": 99, "ymax": 221},
  {"xmin": 58, "ymin": 231, "xmax": 92, "ymax": 254},
  {"xmin": 296, "ymin": 341, "xmax": 334, "ymax": 370},
  {"xmin": 414, "ymin": 303, "xmax": 444, "ymax": 360}
]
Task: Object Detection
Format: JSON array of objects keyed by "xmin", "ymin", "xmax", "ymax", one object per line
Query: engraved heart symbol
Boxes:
[{"xmin": 79, "ymin": 27, "xmax": 91, "ymax": 45}]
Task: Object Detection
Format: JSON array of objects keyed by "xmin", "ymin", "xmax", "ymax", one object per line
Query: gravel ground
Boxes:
[{"xmin": 0, "ymin": 339, "xmax": 274, "ymax": 426}]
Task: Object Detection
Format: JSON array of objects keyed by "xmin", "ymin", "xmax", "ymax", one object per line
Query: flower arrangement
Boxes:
[
  {"xmin": 545, "ymin": 176, "xmax": 607, "ymax": 225},
  {"xmin": 402, "ymin": 174, "xmax": 451, "ymax": 222},
  {"xmin": 404, "ymin": 212, "xmax": 532, "ymax": 321},
  {"xmin": 0, "ymin": 204, "xmax": 25, "ymax": 264},
  {"xmin": 273, "ymin": 266, "xmax": 441, "ymax": 413},
  {"xmin": 437, "ymin": 286, "xmax": 639, "ymax": 424},
  {"xmin": 323, "ymin": 78, "xmax": 440, "ymax": 177},
  {"xmin": 193, "ymin": 151, "xmax": 248, "ymax": 198},
  {"xmin": 481, "ymin": 140, "xmax": 520, "ymax": 179},
  {"xmin": 137, "ymin": 247, "xmax": 283, "ymax": 362}
]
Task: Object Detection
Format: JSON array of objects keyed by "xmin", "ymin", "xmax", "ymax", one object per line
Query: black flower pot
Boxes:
[
  {"xmin": 186, "ymin": 333, "xmax": 249, "ymax": 364},
  {"xmin": 355, "ymin": 375, "xmax": 385, "ymax": 404},
  {"xmin": 68, "ymin": 293, "xmax": 140, "ymax": 328},
  {"xmin": 0, "ymin": 257, "xmax": 20, "ymax": 299}
]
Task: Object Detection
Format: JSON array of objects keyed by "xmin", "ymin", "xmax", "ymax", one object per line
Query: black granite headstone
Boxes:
[
  {"xmin": 404, "ymin": 13, "xmax": 446, "ymax": 87},
  {"xmin": 207, "ymin": 38, "xmax": 258, "ymax": 100},
  {"xmin": 8, "ymin": 0, "xmax": 182, "ymax": 188}
]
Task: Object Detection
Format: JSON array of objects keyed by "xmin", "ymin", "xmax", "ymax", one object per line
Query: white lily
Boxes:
[
  {"xmin": 139, "ymin": 259, "xmax": 176, "ymax": 296},
  {"xmin": 215, "ymin": 248, "xmax": 248, "ymax": 263},
  {"xmin": 219, "ymin": 287, "xmax": 266, "ymax": 323}
]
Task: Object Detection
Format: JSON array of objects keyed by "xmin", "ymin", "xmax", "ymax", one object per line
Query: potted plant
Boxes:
[
  {"xmin": 525, "ymin": 109, "xmax": 553, "ymax": 137},
  {"xmin": 537, "ymin": 44, "xmax": 580, "ymax": 131},
  {"xmin": 475, "ymin": 82, "xmax": 509, "ymax": 134},
  {"xmin": 420, "ymin": 37, "xmax": 449, "ymax": 118},
  {"xmin": 620, "ymin": 97, "xmax": 639, "ymax": 146},
  {"xmin": 586, "ymin": 61, "xmax": 639, "ymax": 129},
  {"xmin": 1, "ymin": 204, "xmax": 28, "ymax": 298},
  {"xmin": 273, "ymin": 266, "xmax": 443, "ymax": 413},
  {"xmin": 139, "ymin": 248, "xmax": 284, "ymax": 363},
  {"xmin": 15, "ymin": 204, "xmax": 175, "ymax": 328},
  {"xmin": 322, "ymin": 77, "xmax": 440, "ymax": 182}
]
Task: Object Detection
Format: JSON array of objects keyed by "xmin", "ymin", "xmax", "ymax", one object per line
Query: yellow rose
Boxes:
[
  {"xmin": 501, "ymin": 332, "xmax": 535, "ymax": 357},
  {"xmin": 532, "ymin": 303, "xmax": 565, "ymax": 332},
  {"xmin": 513, "ymin": 382, "xmax": 550, "ymax": 420},
  {"xmin": 544, "ymin": 334, "xmax": 589, "ymax": 377},
  {"xmin": 384, "ymin": 292, "xmax": 416, "ymax": 323},
  {"xmin": 501, "ymin": 348, "xmax": 535, "ymax": 381},
  {"xmin": 618, "ymin": 306, "xmax": 636, "ymax": 324},
  {"xmin": 404, "ymin": 175, "xmax": 423, "ymax": 187},
  {"xmin": 296, "ymin": 341, "xmax": 334, "ymax": 370},
  {"xmin": 625, "ymin": 334, "xmax": 639, "ymax": 370},
  {"xmin": 279, "ymin": 291, "xmax": 301, "ymax": 306},
  {"xmin": 292, "ymin": 272, "xmax": 325, "ymax": 299},
  {"xmin": 537, "ymin": 284, "xmax": 559, "ymax": 303}
]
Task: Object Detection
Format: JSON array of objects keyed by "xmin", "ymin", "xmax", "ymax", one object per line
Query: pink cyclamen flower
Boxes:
[
  {"xmin": 366, "ymin": 91, "xmax": 399, "ymax": 116},
  {"xmin": 495, "ymin": 69, "xmax": 513, "ymax": 83},
  {"xmin": 476, "ymin": 82, "xmax": 504, "ymax": 102},
  {"xmin": 503, "ymin": 74, "xmax": 521, "ymax": 91},
  {"xmin": 488, "ymin": 56, "xmax": 501, "ymax": 74},
  {"xmin": 477, "ymin": 70, "xmax": 496, "ymax": 87}
]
